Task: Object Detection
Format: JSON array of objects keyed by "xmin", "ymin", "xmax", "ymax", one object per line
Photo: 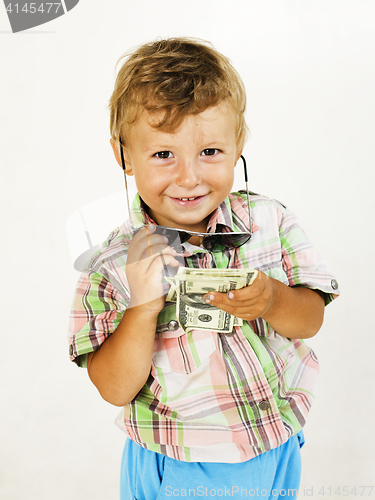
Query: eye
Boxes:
[
  {"xmin": 201, "ymin": 148, "xmax": 220, "ymax": 156},
  {"xmin": 154, "ymin": 151, "xmax": 173, "ymax": 159}
]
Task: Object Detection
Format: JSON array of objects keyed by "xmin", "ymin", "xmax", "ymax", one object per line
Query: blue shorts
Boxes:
[{"xmin": 120, "ymin": 431, "xmax": 305, "ymax": 499}]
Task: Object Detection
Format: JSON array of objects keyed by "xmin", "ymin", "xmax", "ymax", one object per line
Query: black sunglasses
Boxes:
[
  {"xmin": 119, "ymin": 137, "xmax": 252, "ymax": 251},
  {"xmin": 132, "ymin": 224, "xmax": 251, "ymax": 252}
]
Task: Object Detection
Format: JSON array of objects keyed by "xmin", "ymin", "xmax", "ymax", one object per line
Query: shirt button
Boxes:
[
  {"xmin": 168, "ymin": 320, "xmax": 180, "ymax": 331},
  {"xmin": 259, "ymin": 400, "xmax": 271, "ymax": 411},
  {"xmin": 331, "ymin": 279, "xmax": 339, "ymax": 290}
]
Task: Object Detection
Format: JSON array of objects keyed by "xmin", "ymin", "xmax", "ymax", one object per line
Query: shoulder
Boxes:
[
  {"xmin": 229, "ymin": 191, "xmax": 306, "ymax": 239},
  {"xmin": 230, "ymin": 191, "xmax": 287, "ymax": 210},
  {"xmin": 83, "ymin": 220, "xmax": 132, "ymax": 275},
  {"xmin": 229, "ymin": 191, "xmax": 289, "ymax": 225}
]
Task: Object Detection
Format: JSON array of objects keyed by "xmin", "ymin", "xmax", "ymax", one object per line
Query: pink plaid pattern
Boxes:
[{"xmin": 68, "ymin": 192, "xmax": 339, "ymax": 462}]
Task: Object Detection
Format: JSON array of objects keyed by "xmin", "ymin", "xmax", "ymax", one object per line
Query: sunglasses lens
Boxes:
[
  {"xmin": 222, "ymin": 233, "xmax": 251, "ymax": 247},
  {"xmin": 154, "ymin": 226, "xmax": 191, "ymax": 246},
  {"xmin": 137, "ymin": 226, "xmax": 250, "ymax": 251},
  {"xmin": 203, "ymin": 233, "xmax": 251, "ymax": 251}
]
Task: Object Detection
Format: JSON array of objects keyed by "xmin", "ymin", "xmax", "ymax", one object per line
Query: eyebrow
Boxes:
[{"xmin": 144, "ymin": 141, "xmax": 230, "ymax": 152}]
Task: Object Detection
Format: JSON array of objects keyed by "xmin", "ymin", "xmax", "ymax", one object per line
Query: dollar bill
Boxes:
[{"xmin": 165, "ymin": 267, "xmax": 258, "ymax": 333}]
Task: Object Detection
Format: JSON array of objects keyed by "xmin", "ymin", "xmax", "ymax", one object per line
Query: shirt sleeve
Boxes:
[
  {"xmin": 68, "ymin": 271, "xmax": 128, "ymax": 367},
  {"xmin": 279, "ymin": 206, "xmax": 340, "ymax": 305}
]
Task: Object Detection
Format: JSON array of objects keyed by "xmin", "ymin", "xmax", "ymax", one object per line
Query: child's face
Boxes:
[{"xmin": 113, "ymin": 102, "xmax": 242, "ymax": 233}]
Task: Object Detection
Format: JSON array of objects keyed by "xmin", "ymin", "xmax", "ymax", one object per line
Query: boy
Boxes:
[{"xmin": 68, "ymin": 38, "xmax": 339, "ymax": 499}]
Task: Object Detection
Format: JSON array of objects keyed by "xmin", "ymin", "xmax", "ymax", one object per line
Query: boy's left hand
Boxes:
[
  {"xmin": 202, "ymin": 271, "xmax": 274, "ymax": 322},
  {"xmin": 202, "ymin": 271, "xmax": 325, "ymax": 339}
]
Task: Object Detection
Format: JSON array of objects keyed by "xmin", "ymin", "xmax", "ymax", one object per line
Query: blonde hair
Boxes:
[{"xmin": 109, "ymin": 38, "xmax": 249, "ymax": 149}]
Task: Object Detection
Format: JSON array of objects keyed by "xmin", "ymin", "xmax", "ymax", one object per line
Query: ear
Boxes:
[
  {"xmin": 110, "ymin": 139, "xmax": 134, "ymax": 176},
  {"xmin": 234, "ymin": 148, "xmax": 244, "ymax": 166}
]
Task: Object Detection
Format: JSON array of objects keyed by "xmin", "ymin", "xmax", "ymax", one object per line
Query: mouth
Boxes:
[{"xmin": 170, "ymin": 195, "xmax": 206, "ymax": 206}]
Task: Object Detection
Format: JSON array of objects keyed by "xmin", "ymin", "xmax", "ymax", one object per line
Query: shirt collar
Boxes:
[
  {"xmin": 130, "ymin": 193, "xmax": 154, "ymax": 228},
  {"xmin": 206, "ymin": 197, "xmax": 234, "ymax": 233}
]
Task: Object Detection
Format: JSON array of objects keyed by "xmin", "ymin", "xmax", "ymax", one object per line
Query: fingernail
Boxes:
[
  {"xmin": 228, "ymin": 292, "xmax": 234, "ymax": 299},
  {"xmin": 204, "ymin": 297, "xmax": 211, "ymax": 303},
  {"xmin": 163, "ymin": 236, "xmax": 169, "ymax": 243},
  {"xmin": 148, "ymin": 224, "xmax": 155, "ymax": 230}
]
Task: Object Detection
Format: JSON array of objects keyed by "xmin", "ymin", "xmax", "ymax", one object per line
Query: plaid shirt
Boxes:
[{"xmin": 68, "ymin": 192, "xmax": 339, "ymax": 463}]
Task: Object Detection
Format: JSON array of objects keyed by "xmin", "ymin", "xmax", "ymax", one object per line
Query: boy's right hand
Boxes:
[{"xmin": 126, "ymin": 224, "xmax": 180, "ymax": 313}]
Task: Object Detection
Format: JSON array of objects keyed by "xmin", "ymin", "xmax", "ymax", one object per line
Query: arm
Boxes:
[
  {"xmin": 261, "ymin": 279, "xmax": 325, "ymax": 338},
  {"xmin": 203, "ymin": 271, "xmax": 325, "ymax": 339},
  {"xmin": 87, "ymin": 306, "xmax": 159, "ymax": 406},
  {"xmin": 87, "ymin": 225, "xmax": 179, "ymax": 407}
]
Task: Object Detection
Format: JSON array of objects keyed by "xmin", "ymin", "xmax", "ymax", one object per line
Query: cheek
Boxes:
[
  {"xmin": 209, "ymin": 168, "xmax": 234, "ymax": 190},
  {"xmin": 134, "ymin": 172, "xmax": 168, "ymax": 199}
]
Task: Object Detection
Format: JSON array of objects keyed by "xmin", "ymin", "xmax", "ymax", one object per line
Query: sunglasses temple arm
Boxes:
[
  {"xmin": 119, "ymin": 136, "xmax": 135, "ymax": 232},
  {"xmin": 160, "ymin": 252, "xmax": 170, "ymax": 278},
  {"xmin": 241, "ymin": 155, "xmax": 252, "ymax": 236}
]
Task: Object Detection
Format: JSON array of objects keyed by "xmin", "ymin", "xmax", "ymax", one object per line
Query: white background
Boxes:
[{"xmin": 1, "ymin": 1, "xmax": 374, "ymax": 499}]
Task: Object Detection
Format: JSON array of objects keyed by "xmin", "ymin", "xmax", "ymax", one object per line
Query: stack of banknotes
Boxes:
[{"xmin": 165, "ymin": 267, "xmax": 258, "ymax": 333}]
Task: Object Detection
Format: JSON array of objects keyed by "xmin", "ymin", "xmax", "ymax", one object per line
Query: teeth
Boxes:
[{"xmin": 180, "ymin": 197, "xmax": 197, "ymax": 201}]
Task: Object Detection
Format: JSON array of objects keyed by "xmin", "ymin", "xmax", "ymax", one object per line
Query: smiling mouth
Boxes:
[{"xmin": 173, "ymin": 195, "xmax": 204, "ymax": 201}]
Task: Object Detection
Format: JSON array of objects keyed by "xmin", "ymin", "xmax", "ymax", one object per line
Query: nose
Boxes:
[{"xmin": 174, "ymin": 159, "xmax": 202, "ymax": 188}]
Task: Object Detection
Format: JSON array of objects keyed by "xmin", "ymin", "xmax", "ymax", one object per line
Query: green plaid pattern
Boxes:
[{"xmin": 68, "ymin": 192, "xmax": 339, "ymax": 462}]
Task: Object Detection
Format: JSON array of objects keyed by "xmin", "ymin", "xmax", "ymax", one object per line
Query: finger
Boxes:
[
  {"xmin": 126, "ymin": 253, "xmax": 180, "ymax": 302},
  {"xmin": 202, "ymin": 292, "xmax": 258, "ymax": 313},
  {"xmin": 142, "ymin": 225, "xmax": 173, "ymax": 256},
  {"xmin": 130, "ymin": 225, "xmax": 169, "ymax": 249},
  {"xmin": 203, "ymin": 287, "xmax": 259, "ymax": 307},
  {"xmin": 136, "ymin": 246, "xmax": 180, "ymax": 272},
  {"xmin": 134, "ymin": 235, "xmax": 170, "ymax": 256},
  {"xmin": 199, "ymin": 296, "xmax": 263, "ymax": 321},
  {"xmin": 140, "ymin": 243, "xmax": 176, "ymax": 261},
  {"xmin": 130, "ymin": 224, "xmax": 156, "ymax": 244},
  {"xmin": 129, "ymin": 227, "xmax": 172, "ymax": 262},
  {"xmin": 204, "ymin": 273, "xmax": 267, "ymax": 305},
  {"xmin": 147, "ymin": 252, "xmax": 180, "ymax": 276}
]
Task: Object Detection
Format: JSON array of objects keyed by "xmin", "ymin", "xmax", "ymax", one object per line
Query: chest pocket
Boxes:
[{"xmin": 153, "ymin": 304, "xmax": 217, "ymax": 374}]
